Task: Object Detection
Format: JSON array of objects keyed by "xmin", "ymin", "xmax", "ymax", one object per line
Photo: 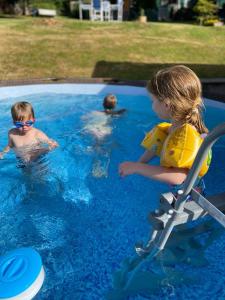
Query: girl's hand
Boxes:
[
  {"xmin": 119, "ymin": 161, "xmax": 137, "ymax": 177},
  {"xmin": 0, "ymin": 152, "xmax": 4, "ymax": 159}
]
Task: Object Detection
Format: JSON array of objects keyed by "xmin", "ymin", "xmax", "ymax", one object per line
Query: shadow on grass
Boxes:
[
  {"xmin": 92, "ymin": 61, "xmax": 225, "ymax": 101},
  {"xmin": 92, "ymin": 61, "xmax": 225, "ymax": 80}
]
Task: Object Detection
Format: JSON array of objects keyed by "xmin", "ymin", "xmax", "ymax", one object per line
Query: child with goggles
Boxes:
[{"xmin": 0, "ymin": 101, "xmax": 58, "ymax": 162}]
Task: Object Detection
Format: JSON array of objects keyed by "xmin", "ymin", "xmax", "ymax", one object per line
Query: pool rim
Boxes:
[
  {"xmin": 0, "ymin": 77, "xmax": 225, "ymax": 103},
  {"xmin": 0, "ymin": 82, "xmax": 225, "ymax": 110}
]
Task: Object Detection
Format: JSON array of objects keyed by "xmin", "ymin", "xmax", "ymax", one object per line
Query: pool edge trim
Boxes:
[{"xmin": 0, "ymin": 77, "xmax": 225, "ymax": 103}]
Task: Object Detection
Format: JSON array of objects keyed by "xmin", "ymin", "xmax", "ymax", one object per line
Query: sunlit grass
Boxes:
[{"xmin": 0, "ymin": 16, "xmax": 224, "ymax": 80}]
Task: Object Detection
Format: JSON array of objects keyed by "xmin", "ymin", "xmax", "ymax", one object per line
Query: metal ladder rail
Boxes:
[
  {"xmin": 155, "ymin": 122, "xmax": 225, "ymax": 252},
  {"xmin": 136, "ymin": 122, "xmax": 225, "ymax": 256},
  {"xmin": 176, "ymin": 122, "xmax": 225, "ymax": 209}
]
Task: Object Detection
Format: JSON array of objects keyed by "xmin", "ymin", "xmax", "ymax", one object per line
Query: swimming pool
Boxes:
[{"xmin": 0, "ymin": 84, "xmax": 225, "ymax": 300}]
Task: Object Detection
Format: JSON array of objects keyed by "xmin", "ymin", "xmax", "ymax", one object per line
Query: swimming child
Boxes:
[
  {"xmin": 0, "ymin": 101, "xmax": 58, "ymax": 163},
  {"xmin": 83, "ymin": 94, "xmax": 126, "ymax": 177},
  {"xmin": 103, "ymin": 94, "xmax": 126, "ymax": 116},
  {"xmin": 83, "ymin": 94, "xmax": 126, "ymax": 140},
  {"xmin": 119, "ymin": 65, "xmax": 211, "ymax": 191}
]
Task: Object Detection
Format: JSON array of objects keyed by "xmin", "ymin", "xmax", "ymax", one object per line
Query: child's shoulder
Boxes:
[
  {"xmin": 33, "ymin": 127, "xmax": 46, "ymax": 137},
  {"xmin": 8, "ymin": 128, "xmax": 18, "ymax": 135}
]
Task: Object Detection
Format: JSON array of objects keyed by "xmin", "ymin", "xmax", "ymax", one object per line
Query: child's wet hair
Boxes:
[
  {"xmin": 147, "ymin": 65, "xmax": 208, "ymax": 134},
  {"xmin": 103, "ymin": 94, "xmax": 117, "ymax": 110},
  {"xmin": 11, "ymin": 101, "xmax": 35, "ymax": 121}
]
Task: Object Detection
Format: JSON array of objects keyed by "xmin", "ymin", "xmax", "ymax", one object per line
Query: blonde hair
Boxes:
[
  {"xmin": 11, "ymin": 101, "xmax": 35, "ymax": 121},
  {"xmin": 103, "ymin": 94, "xmax": 117, "ymax": 110},
  {"xmin": 147, "ymin": 65, "xmax": 208, "ymax": 134}
]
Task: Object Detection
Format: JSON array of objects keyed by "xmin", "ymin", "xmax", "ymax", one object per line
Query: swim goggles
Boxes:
[{"xmin": 14, "ymin": 120, "xmax": 34, "ymax": 128}]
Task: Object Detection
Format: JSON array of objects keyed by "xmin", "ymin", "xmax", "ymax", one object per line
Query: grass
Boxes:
[
  {"xmin": 32, "ymin": 0, "xmax": 57, "ymax": 9},
  {"xmin": 0, "ymin": 16, "xmax": 225, "ymax": 81}
]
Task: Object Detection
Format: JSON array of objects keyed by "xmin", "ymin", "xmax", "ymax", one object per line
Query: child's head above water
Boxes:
[
  {"xmin": 147, "ymin": 65, "xmax": 208, "ymax": 134},
  {"xmin": 103, "ymin": 94, "xmax": 117, "ymax": 110},
  {"xmin": 11, "ymin": 101, "xmax": 35, "ymax": 132},
  {"xmin": 11, "ymin": 101, "xmax": 35, "ymax": 122}
]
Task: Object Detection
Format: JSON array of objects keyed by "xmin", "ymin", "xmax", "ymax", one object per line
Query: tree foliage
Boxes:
[
  {"xmin": 0, "ymin": 0, "xmax": 17, "ymax": 13},
  {"xmin": 193, "ymin": 0, "xmax": 218, "ymax": 24},
  {"xmin": 0, "ymin": 0, "xmax": 71, "ymax": 15},
  {"xmin": 0, "ymin": 0, "xmax": 31, "ymax": 14}
]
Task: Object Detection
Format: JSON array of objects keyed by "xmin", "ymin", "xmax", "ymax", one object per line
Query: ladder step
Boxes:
[
  {"xmin": 149, "ymin": 200, "xmax": 206, "ymax": 229},
  {"xmin": 149, "ymin": 191, "xmax": 225, "ymax": 230}
]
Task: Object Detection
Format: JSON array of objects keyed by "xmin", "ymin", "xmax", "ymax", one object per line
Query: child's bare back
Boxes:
[
  {"xmin": 82, "ymin": 94, "xmax": 126, "ymax": 140},
  {"xmin": 83, "ymin": 111, "xmax": 112, "ymax": 140}
]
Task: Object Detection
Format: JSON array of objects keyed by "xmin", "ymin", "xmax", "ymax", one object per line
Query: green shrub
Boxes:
[
  {"xmin": 203, "ymin": 18, "xmax": 220, "ymax": 25},
  {"xmin": 193, "ymin": 0, "xmax": 218, "ymax": 25},
  {"xmin": 140, "ymin": 8, "xmax": 145, "ymax": 16},
  {"xmin": 54, "ymin": 0, "xmax": 70, "ymax": 16},
  {"xmin": 29, "ymin": 0, "xmax": 71, "ymax": 15}
]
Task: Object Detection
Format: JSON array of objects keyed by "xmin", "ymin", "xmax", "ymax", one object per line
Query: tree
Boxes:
[
  {"xmin": 193, "ymin": 0, "xmax": 218, "ymax": 25},
  {"xmin": 20, "ymin": 0, "xmax": 30, "ymax": 15},
  {"xmin": 0, "ymin": 0, "xmax": 17, "ymax": 13},
  {"xmin": 0, "ymin": 0, "xmax": 30, "ymax": 14}
]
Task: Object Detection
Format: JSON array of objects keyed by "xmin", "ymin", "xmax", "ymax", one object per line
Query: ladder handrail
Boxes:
[
  {"xmin": 134, "ymin": 122, "xmax": 225, "ymax": 264},
  {"xmin": 175, "ymin": 122, "xmax": 225, "ymax": 210}
]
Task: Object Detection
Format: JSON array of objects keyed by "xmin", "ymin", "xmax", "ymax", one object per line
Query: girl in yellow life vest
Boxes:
[{"xmin": 119, "ymin": 65, "xmax": 211, "ymax": 192}]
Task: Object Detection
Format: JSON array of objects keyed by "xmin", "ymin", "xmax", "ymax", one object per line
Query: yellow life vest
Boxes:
[
  {"xmin": 141, "ymin": 122, "xmax": 171, "ymax": 156},
  {"xmin": 141, "ymin": 122, "xmax": 211, "ymax": 177}
]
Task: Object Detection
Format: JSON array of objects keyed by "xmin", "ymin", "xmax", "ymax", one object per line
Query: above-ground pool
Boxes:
[{"xmin": 0, "ymin": 84, "xmax": 225, "ymax": 300}]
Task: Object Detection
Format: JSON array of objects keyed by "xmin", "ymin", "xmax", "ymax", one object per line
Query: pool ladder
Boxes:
[{"xmin": 136, "ymin": 122, "xmax": 225, "ymax": 257}]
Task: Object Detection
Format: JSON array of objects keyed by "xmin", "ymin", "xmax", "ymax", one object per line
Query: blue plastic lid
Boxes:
[{"xmin": 0, "ymin": 248, "xmax": 43, "ymax": 298}]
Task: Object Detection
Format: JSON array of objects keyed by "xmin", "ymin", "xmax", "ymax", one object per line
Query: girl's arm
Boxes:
[
  {"xmin": 119, "ymin": 161, "xmax": 188, "ymax": 185},
  {"xmin": 138, "ymin": 149, "xmax": 156, "ymax": 163}
]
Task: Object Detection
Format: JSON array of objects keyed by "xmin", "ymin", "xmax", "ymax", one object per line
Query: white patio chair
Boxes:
[
  {"xmin": 92, "ymin": 0, "xmax": 111, "ymax": 21},
  {"xmin": 110, "ymin": 0, "xmax": 123, "ymax": 21},
  {"xmin": 79, "ymin": 0, "xmax": 112, "ymax": 21},
  {"xmin": 102, "ymin": 1, "xmax": 111, "ymax": 21},
  {"xmin": 92, "ymin": 0, "xmax": 103, "ymax": 20},
  {"xmin": 79, "ymin": 0, "xmax": 93, "ymax": 20}
]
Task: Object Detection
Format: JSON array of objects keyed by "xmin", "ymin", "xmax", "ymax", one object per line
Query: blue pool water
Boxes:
[{"xmin": 0, "ymin": 84, "xmax": 225, "ymax": 300}]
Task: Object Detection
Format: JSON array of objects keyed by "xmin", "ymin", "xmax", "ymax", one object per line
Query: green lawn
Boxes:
[{"xmin": 0, "ymin": 16, "xmax": 225, "ymax": 81}]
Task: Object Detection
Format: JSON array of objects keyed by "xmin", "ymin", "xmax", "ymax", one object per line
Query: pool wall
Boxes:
[
  {"xmin": 0, "ymin": 84, "xmax": 148, "ymax": 98},
  {"xmin": 0, "ymin": 83, "xmax": 225, "ymax": 111},
  {"xmin": 0, "ymin": 77, "xmax": 225, "ymax": 102}
]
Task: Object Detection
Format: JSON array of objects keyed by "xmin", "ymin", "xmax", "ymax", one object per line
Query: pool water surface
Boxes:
[{"xmin": 0, "ymin": 84, "xmax": 225, "ymax": 300}]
